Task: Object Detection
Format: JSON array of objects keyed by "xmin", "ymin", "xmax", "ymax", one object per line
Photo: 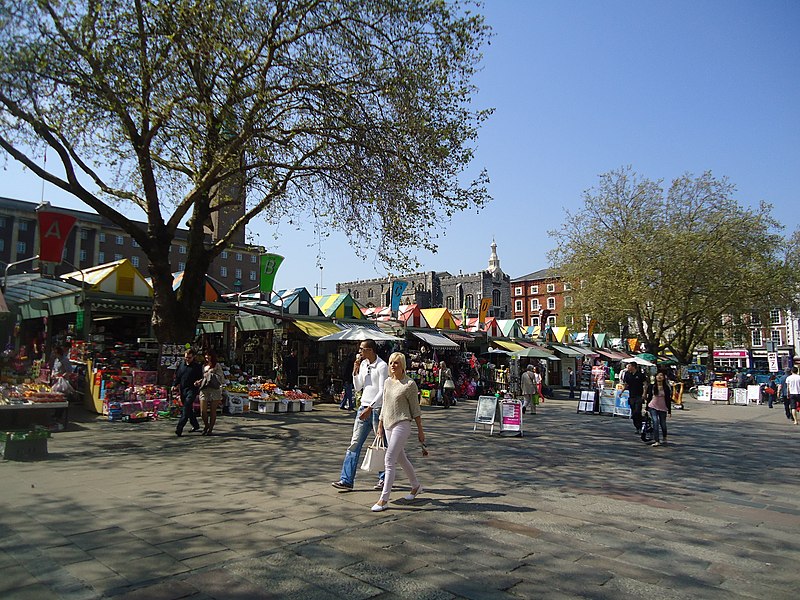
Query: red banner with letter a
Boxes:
[{"xmin": 37, "ymin": 210, "xmax": 77, "ymax": 263}]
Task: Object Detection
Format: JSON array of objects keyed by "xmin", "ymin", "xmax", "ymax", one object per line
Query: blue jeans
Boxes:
[
  {"xmin": 648, "ymin": 407, "xmax": 667, "ymax": 443},
  {"xmin": 340, "ymin": 381, "xmax": 354, "ymax": 409},
  {"xmin": 339, "ymin": 405, "xmax": 384, "ymax": 486}
]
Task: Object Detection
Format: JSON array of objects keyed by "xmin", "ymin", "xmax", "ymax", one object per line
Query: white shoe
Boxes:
[
  {"xmin": 403, "ymin": 485, "xmax": 424, "ymax": 501},
  {"xmin": 371, "ymin": 502, "xmax": 388, "ymax": 512}
]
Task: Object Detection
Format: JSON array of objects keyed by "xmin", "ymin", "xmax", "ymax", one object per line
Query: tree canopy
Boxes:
[
  {"xmin": 0, "ymin": 0, "xmax": 491, "ymax": 341},
  {"xmin": 549, "ymin": 167, "xmax": 797, "ymax": 364}
]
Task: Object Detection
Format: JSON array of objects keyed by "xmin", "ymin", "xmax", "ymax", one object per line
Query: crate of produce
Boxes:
[{"xmin": 1, "ymin": 428, "xmax": 50, "ymax": 461}]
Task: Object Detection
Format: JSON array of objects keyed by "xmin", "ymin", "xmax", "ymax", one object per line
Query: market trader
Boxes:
[
  {"xmin": 331, "ymin": 339, "xmax": 388, "ymax": 491},
  {"xmin": 622, "ymin": 362, "xmax": 648, "ymax": 435},
  {"xmin": 173, "ymin": 348, "xmax": 204, "ymax": 437}
]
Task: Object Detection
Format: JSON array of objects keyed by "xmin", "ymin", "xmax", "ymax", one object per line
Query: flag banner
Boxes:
[
  {"xmin": 259, "ymin": 253, "xmax": 284, "ymax": 294},
  {"xmin": 390, "ymin": 280, "xmax": 408, "ymax": 315},
  {"xmin": 588, "ymin": 318, "xmax": 597, "ymax": 338},
  {"xmin": 628, "ymin": 338, "xmax": 638, "ymax": 352},
  {"xmin": 479, "ymin": 298, "xmax": 492, "ymax": 324},
  {"xmin": 37, "ymin": 210, "xmax": 77, "ymax": 263}
]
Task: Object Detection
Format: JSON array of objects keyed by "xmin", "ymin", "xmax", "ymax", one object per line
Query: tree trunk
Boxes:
[{"xmin": 148, "ymin": 252, "xmax": 207, "ymax": 344}]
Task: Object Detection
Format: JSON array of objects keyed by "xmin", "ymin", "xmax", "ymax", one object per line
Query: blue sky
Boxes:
[{"xmin": 2, "ymin": 0, "xmax": 798, "ymax": 292}]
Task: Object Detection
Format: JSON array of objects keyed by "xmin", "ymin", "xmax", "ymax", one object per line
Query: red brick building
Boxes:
[{"xmin": 510, "ymin": 268, "xmax": 574, "ymax": 330}]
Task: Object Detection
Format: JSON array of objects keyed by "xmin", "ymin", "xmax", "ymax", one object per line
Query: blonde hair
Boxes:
[{"xmin": 388, "ymin": 352, "xmax": 407, "ymax": 377}]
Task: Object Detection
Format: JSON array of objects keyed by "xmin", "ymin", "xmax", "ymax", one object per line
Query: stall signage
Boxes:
[
  {"xmin": 478, "ymin": 298, "xmax": 491, "ymax": 324},
  {"xmin": 767, "ymin": 352, "xmax": 779, "ymax": 372},
  {"xmin": 75, "ymin": 310, "xmax": 84, "ymax": 333},
  {"xmin": 713, "ymin": 349, "xmax": 748, "ymax": 358},
  {"xmin": 390, "ymin": 280, "xmax": 408, "ymax": 315},
  {"xmin": 37, "ymin": 210, "xmax": 77, "ymax": 263},
  {"xmin": 474, "ymin": 395, "xmax": 498, "ymax": 424},
  {"xmin": 612, "ymin": 389, "xmax": 630, "ymax": 417},
  {"xmin": 259, "ymin": 253, "xmax": 284, "ymax": 294},
  {"xmin": 499, "ymin": 399, "xmax": 522, "ymax": 435}
]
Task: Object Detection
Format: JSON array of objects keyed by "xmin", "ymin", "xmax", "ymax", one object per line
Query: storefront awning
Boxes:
[
  {"xmin": 443, "ymin": 332, "xmax": 474, "ymax": 343},
  {"xmin": 199, "ymin": 322, "xmax": 224, "ymax": 334},
  {"xmin": 338, "ymin": 321, "xmax": 381, "ymax": 332},
  {"xmin": 411, "ymin": 331, "xmax": 460, "ymax": 349},
  {"xmin": 493, "ymin": 340, "xmax": 525, "ymax": 352},
  {"xmin": 236, "ymin": 314, "xmax": 276, "ymax": 332},
  {"xmin": 595, "ymin": 349, "xmax": 628, "ymax": 361},
  {"xmin": 550, "ymin": 344, "xmax": 584, "ymax": 357},
  {"xmin": 569, "ymin": 345, "xmax": 598, "ymax": 356},
  {"xmin": 293, "ymin": 319, "xmax": 342, "ymax": 339}
]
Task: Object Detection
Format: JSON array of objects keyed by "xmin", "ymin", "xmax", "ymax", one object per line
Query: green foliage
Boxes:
[
  {"xmin": 0, "ymin": 0, "xmax": 492, "ymax": 340},
  {"xmin": 549, "ymin": 167, "xmax": 797, "ymax": 363}
]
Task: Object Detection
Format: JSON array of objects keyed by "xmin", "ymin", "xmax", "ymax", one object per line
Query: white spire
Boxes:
[{"xmin": 487, "ymin": 238, "xmax": 502, "ymax": 275}]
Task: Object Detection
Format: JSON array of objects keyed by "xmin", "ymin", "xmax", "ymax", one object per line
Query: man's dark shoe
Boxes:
[
  {"xmin": 331, "ymin": 480, "xmax": 353, "ymax": 491},
  {"xmin": 190, "ymin": 426, "xmax": 201, "ymax": 432},
  {"xmin": 175, "ymin": 429, "xmax": 182, "ymax": 437}
]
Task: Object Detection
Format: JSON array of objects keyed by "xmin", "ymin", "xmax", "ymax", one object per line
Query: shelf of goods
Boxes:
[
  {"xmin": 225, "ymin": 382, "xmax": 315, "ymax": 415},
  {"xmin": 0, "ymin": 384, "xmax": 69, "ymax": 431},
  {"xmin": 85, "ymin": 363, "xmax": 167, "ymax": 417}
]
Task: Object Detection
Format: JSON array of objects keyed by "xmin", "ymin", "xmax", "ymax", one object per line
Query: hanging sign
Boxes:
[
  {"xmin": 37, "ymin": 210, "xmax": 77, "ymax": 263},
  {"xmin": 478, "ymin": 298, "xmax": 492, "ymax": 324},
  {"xmin": 259, "ymin": 253, "xmax": 284, "ymax": 294},
  {"xmin": 390, "ymin": 280, "xmax": 408, "ymax": 316}
]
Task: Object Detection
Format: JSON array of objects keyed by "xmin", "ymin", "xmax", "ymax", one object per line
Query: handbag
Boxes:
[
  {"xmin": 200, "ymin": 371, "xmax": 221, "ymax": 390},
  {"xmin": 360, "ymin": 437, "xmax": 386, "ymax": 473},
  {"xmin": 443, "ymin": 378, "xmax": 455, "ymax": 390}
]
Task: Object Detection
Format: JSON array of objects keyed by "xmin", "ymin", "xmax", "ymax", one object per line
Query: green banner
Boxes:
[
  {"xmin": 75, "ymin": 310, "xmax": 84, "ymax": 333},
  {"xmin": 259, "ymin": 254, "xmax": 284, "ymax": 295}
]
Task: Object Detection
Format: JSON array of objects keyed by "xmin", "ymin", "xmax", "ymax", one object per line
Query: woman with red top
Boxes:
[{"xmin": 645, "ymin": 370, "xmax": 672, "ymax": 447}]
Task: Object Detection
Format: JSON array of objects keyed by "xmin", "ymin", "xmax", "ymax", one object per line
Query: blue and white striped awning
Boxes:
[{"xmin": 337, "ymin": 321, "xmax": 381, "ymax": 331}]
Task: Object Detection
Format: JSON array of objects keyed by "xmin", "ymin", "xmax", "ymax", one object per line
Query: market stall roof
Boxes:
[
  {"xmin": 313, "ymin": 293, "xmax": 365, "ymax": 320},
  {"xmin": 621, "ymin": 356, "xmax": 655, "ymax": 367},
  {"xmin": 492, "ymin": 340, "xmax": 526, "ymax": 352},
  {"xmin": 0, "ymin": 288, "xmax": 7, "ymax": 314},
  {"xmin": 318, "ymin": 325, "xmax": 402, "ymax": 342},
  {"xmin": 510, "ymin": 346, "xmax": 558, "ymax": 360},
  {"xmin": 63, "ymin": 259, "xmax": 152, "ymax": 297},
  {"xmin": 338, "ymin": 321, "xmax": 382, "ymax": 332},
  {"xmin": 419, "ymin": 308, "xmax": 458, "ymax": 330},
  {"xmin": 399, "ymin": 304, "xmax": 429, "ymax": 328},
  {"xmin": 569, "ymin": 345, "xmax": 598, "ymax": 356},
  {"xmin": 236, "ymin": 314, "xmax": 276, "ymax": 332},
  {"xmin": 595, "ymin": 348, "xmax": 629, "ymax": 361},
  {"xmin": 442, "ymin": 331, "xmax": 475, "ymax": 343},
  {"xmin": 292, "ymin": 318, "xmax": 342, "ymax": 339},
  {"xmin": 3, "ymin": 273, "xmax": 83, "ymax": 318},
  {"xmin": 483, "ymin": 317, "xmax": 502, "ymax": 338},
  {"xmin": 496, "ymin": 319, "xmax": 524, "ymax": 339},
  {"xmin": 363, "ymin": 306, "xmax": 391, "ymax": 320},
  {"xmin": 549, "ymin": 344, "xmax": 584, "ymax": 357},
  {"xmin": 410, "ymin": 330, "xmax": 460, "ymax": 349},
  {"xmin": 169, "ymin": 271, "xmax": 223, "ymax": 302},
  {"xmin": 271, "ymin": 288, "xmax": 325, "ymax": 317},
  {"xmin": 549, "ymin": 326, "xmax": 571, "ymax": 344},
  {"xmin": 593, "ymin": 333, "xmax": 608, "ymax": 348}
]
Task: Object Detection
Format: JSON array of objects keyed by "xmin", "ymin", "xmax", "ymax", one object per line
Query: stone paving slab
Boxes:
[{"xmin": 1, "ymin": 396, "xmax": 799, "ymax": 599}]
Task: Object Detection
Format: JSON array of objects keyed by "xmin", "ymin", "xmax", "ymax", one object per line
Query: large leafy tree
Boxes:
[
  {"xmin": 0, "ymin": 0, "xmax": 491, "ymax": 341},
  {"xmin": 550, "ymin": 167, "xmax": 797, "ymax": 364}
]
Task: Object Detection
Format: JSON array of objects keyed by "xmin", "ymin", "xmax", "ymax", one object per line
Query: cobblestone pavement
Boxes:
[{"xmin": 1, "ymin": 393, "xmax": 798, "ymax": 599}]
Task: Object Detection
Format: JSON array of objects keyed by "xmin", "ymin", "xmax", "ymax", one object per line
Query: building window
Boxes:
[
  {"xmin": 531, "ymin": 317, "xmax": 539, "ymax": 327},
  {"xmin": 98, "ymin": 251, "xmax": 105, "ymax": 263},
  {"xmin": 771, "ymin": 330, "xmax": 782, "ymax": 345},
  {"xmin": 492, "ymin": 290, "xmax": 501, "ymax": 306},
  {"xmin": 531, "ymin": 299, "xmax": 540, "ymax": 310},
  {"xmin": 235, "ymin": 268, "xmax": 242, "ymax": 279},
  {"xmin": 752, "ymin": 329, "xmax": 762, "ymax": 346},
  {"xmin": 249, "ymin": 270, "xmax": 257, "ymax": 281},
  {"xmin": 514, "ymin": 300, "xmax": 522, "ymax": 312},
  {"xmin": 99, "ymin": 232, "xmax": 106, "ymax": 242},
  {"xmin": 17, "ymin": 241, "xmax": 26, "ymax": 254},
  {"xmin": 178, "ymin": 262, "xmax": 185, "ymax": 271},
  {"xmin": 530, "ymin": 285, "xmax": 538, "ymax": 294},
  {"xmin": 465, "ymin": 294, "xmax": 474, "ymax": 309},
  {"xmin": 236, "ymin": 252, "xmax": 242, "ymax": 261},
  {"xmin": 566, "ymin": 315, "xmax": 574, "ymax": 326},
  {"xmin": 179, "ymin": 245, "xmax": 187, "ymax": 254},
  {"xmin": 80, "ymin": 229, "xmax": 88, "ymax": 240},
  {"xmin": 221, "ymin": 251, "xmax": 228, "ymax": 259},
  {"xmin": 770, "ymin": 309, "xmax": 781, "ymax": 325},
  {"xmin": 417, "ymin": 283, "xmax": 425, "ymax": 291},
  {"xmin": 131, "ymin": 239, "xmax": 139, "ymax": 248},
  {"xmin": 367, "ymin": 288, "xmax": 374, "ymax": 298},
  {"xmin": 353, "ymin": 290, "xmax": 359, "ymax": 299},
  {"xmin": 563, "ymin": 282, "xmax": 572, "ymax": 291},
  {"xmin": 115, "ymin": 235, "xmax": 124, "ymax": 245},
  {"xmin": 251, "ymin": 254, "xmax": 258, "ymax": 263},
  {"xmin": 18, "ymin": 220, "xmax": 28, "ymax": 232},
  {"xmin": 546, "ymin": 283, "xmax": 555, "ymax": 293},
  {"xmin": 564, "ymin": 295, "xmax": 573, "ymax": 307},
  {"xmin": 131, "ymin": 256, "xmax": 139, "ymax": 268},
  {"xmin": 220, "ymin": 266, "xmax": 228, "ymax": 277},
  {"xmin": 548, "ymin": 316, "xmax": 556, "ymax": 326},
  {"xmin": 751, "ymin": 313, "xmax": 761, "ymax": 325},
  {"xmin": 547, "ymin": 297, "xmax": 556, "ymax": 310},
  {"xmin": 446, "ymin": 296, "xmax": 454, "ymax": 309},
  {"xmin": 515, "ymin": 318, "xmax": 523, "ymax": 326},
  {"xmin": 514, "ymin": 286, "xmax": 522, "ymax": 296},
  {"xmin": 114, "ymin": 253, "xmax": 122, "ymax": 261},
  {"xmin": 79, "ymin": 249, "xmax": 87, "ymax": 262}
]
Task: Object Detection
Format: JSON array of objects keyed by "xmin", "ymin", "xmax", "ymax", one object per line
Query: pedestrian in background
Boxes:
[
  {"xmin": 371, "ymin": 352, "xmax": 425, "ymax": 512},
  {"xmin": 173, "ymin": 349, "xmax": 203, "ymax": 437},
  {"xmin": 331, "ymin": 339, "xmax": 387, "ymax": 491},
  {"xmin": 777, "ymin": 369, "xmax": 791, "ymax": 420},
  {"xmin": 339, "ymin": 351, "xmax": 356, "ymax": 410},
  {"xmin": 521, "ymin": 365, "xmax": 536, "ymax": 414},
  {"xmin": 623, "ymin": 362, "xmax": 647, "ymax": 434},
  {"xmin": 568, "ymin": 367, "xmax": 576, "ymax": 399},
  {"xmin": 785, "ymin": 367, "xmax": 800, "ymax": 425},
  {"xmin": 763, "ymin": 374, "xmax": 777, "ymax": 409},
  {"xmin": 645, "ymin": 370, "xmax": 672, "ymax": 447},
  {"xmin": 197, "ymin": 349, "xmax": 226, "ymax": 436}
]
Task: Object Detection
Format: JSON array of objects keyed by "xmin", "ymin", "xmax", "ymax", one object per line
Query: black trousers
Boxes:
[
  {"xmin": 629, "ymin": 395, "xmax": 644, "ymax": 432},
  {"xmin": 176, "ymin": 393, "xmax": 200, "ymax": 433},
  {"xmin": 784, "ymin": 396, "xmax": 792, "ymax": 420}
]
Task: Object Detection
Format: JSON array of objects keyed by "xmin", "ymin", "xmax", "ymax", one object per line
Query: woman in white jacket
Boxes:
[{"xmin": 196, "ymin": 349, "xmax": 226, "ymax": 436}]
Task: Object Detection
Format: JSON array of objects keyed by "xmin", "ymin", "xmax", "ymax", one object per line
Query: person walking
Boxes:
[
  {"xmin": 339, "ymin": 351, "xmax": 356, "ymax": 410},
  {"xmin": 568, "ymin": 367, "xmax": 576, "ymax": 399},
  {"xmin": 786, "ymin": 367, "xmax": 800, "ymax": 425},
  {"xmin": 173, "ymin": 348, "xmax": 203, "ymax": 437},
  {"xmin": 331, "ymin": 339, "xmax": 388, "ymax": 491},
  {"xmin": 521, "ymin": 365, "xmax": 536, "ymax": 414},
  {"xmin": 197, "ymin": 349, "xmax": 226, "ymax": 436},
  {"xmin": 623, "ymin": 362, "xmax": 647, "ymax": 435},
  {"xmin": 438, "ymin": 361, "xmax": 454, "ymax": 408},
  {"xmin": 764, "ymin": 374, "xmax": 778, "ymax": 409},
  {"xmin": 777, "ymin": 369, "xmax": 791, "ymax": 420},
  {"xmin": 371, "ymin": 352, "xmax": 425, "ymax": 512},
  {"xmin": 645, "ymin": 370, "xmax": 672, "ymax": 447}
]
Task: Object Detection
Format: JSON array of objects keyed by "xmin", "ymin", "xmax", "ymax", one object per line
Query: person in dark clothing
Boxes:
[
  {"xmin": 622, "ymin": 362, "xmax": 647, "ymax": 434},
  {"xmin": 339, "ymin": 352, "xmax": 357, "ymax": 410},
  {"xmin": 173, "ymin": 348, "xmax": 203, "ymax": 437},
  {"xmin": 284, "ymin": 349, "xmax": 298, "ymax": 388}
]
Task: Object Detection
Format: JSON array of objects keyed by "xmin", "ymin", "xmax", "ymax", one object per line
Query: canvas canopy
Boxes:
[
  {"xmin": 64, "ymin": 259, "xmax": 152, "ymax": 297},
  {"xmin": 318, "ymin": 326, "xmax": 402, "ymax": 342},
  {"xmin": 483, "ymin": 317, "xmax": 501, "ymax": 338},
  {"xmin": 410, "ymin": 330, "xmax": 459, "ymax": 349},
  {"xmin": 398, "ymin": 304, "xmax": 429, "ymax": 328},
  {"xmin": 314, "ymin": 293, "xmax": 365, "ymax": 320},
  {"xmin": 419, "ymin": 308, "xmax": 457, "ymax": 330},
  {"xmin": 271, "ymin": 288, "xmax": 325, "ymax": 317},
  {"xmin": 497, "ymin": 319, "xmax": 524, "ymax": 339},
  {"xmin": 292, "ymin": 319, "xmax": 342, "ymax": 339}
]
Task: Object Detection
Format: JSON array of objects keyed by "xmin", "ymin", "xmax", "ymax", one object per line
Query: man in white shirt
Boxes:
[
  {"xmin": 332, "ymin": 339, "xmax": 388, "ymax": 491},
  {"xmin": 785, "ymin": 367, "xmax": 800, "ymax": 425}
]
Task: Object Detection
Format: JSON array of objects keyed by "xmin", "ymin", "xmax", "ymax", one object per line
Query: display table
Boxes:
[{"xmin": 0, "ymin": 402, "xmax": 69, "ymax": 430}]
